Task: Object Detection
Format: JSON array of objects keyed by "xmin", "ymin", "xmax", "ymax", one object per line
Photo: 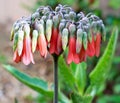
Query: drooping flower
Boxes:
[
  {"xmin": 87, "ymin": 36, "xmax": 95, "ymax": 57},
  {"xmin": 49, "ymin": 27, "xmax": 59, "ymax": 54},
  {"xmin": 79, "ymin": 46, "xmax": 87, "ymax": 62},
  {"xmin": 67, "ymin": 24, "xmax": 80, "ymax": 64},
  {"xmin": 67, "ymin": 37, "xmax": 80, "ymax": 64},
  {"xmin": 22, "ymin": 36, "xmax": 34, "ymax": 65},
  {"xmin": 13, "ymin": 49, "xmax": 22, "ymax": 63},
  {"xmin": 35, "ymin": 20, "xmax": 48, "ymax": 57},
  {"xmin": 22, "ymin": 24, "xmax": 35, "ymax": 65},
  {"xmin": 11, "ymin": 5, "xmax": 105, "ymax": 65}
]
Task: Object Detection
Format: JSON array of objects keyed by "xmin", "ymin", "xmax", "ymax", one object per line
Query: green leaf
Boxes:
[
  {"xmin": 71, "ymin": 93, "xmax": 93, "ymax": 103},
  {"xmin": 3, "ymin": 65, "xmax": 53, "ymax": 97},
  {"xmin": 59, "ymin": 92, "xmax": 71, "ymax": 103},
  {"xmin": 70, "ymin": 62, "xmax": 77, "ymax": 74},
  {"xmin": 83, "ymin": 95, "xmax": 93, "ymax": 103},
  {"xmin": 58, "ymin": 55, "xmax": 76, "ymax": 90},
  {"xmin": 75, "ymin": 62, "xmax": 87, "ymax": 95},
  {"xmin": 87, "ymin": 27, "xmax": 118, "ymax": 95},
  {"xmin": 71, "ymin": 93, "xmax": 83, "ymax": 103},
  {"xmin": 97, "ymin": 95, "xmax": 120, "ymax": 103}
]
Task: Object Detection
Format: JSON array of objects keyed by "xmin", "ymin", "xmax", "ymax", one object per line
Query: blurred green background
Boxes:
[{"xmin": 0, "ymin": 0, "xmax": 120, "ymax": 103}]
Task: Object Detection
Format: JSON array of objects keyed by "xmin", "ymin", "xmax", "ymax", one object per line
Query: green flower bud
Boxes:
[
  {"xmin": 39, "ymin": 19, "xmax": 44, "ymax": 26},
  {"xmin": 10, "ymin": 27, "xmax": 14, "ymax": 41},
  {"xmin": 53, "ymin": 15, "xmax": 59, "ymax": 28},
  {"xmin": 24, "ymin": 24, "xmax": 30, "ymax": 37},
  {"xmin": 62, "ymin": 28, "xmax": 69, "ymax": 50},
  {"xmin": 32, "ymin": 30, "xmax": 38, "ymax": 53},
  {"xmin": 18, "ymin": 30, "xmax": 24, "ymax": 56},
  {"xmin": 37, "ymin": 23, "xmax": 44, "ymax": 36},
  {"xmin": 13, "ymin": 32, "xmax": 18, "ymax": 51},
  {"xmin": 69, "ymin": 11, "xmax": 76, "ymax": 20},
  {"xmin": 88, "ymin": 31, "xmax": 92, "ymax": 43},
  {"xmin": 83, "ymin": 32, "xmax": 88, "ymax": 50},
  {"xmin": 69, "ymin": 24, "xmax": 76, "ymax": 36},
  {"xmin": 46, "ymin": 19, "xmax": 53, "ymax": 42},
  {"xmin": 76, "ymin": 29, "xmax": 83, "ymax": 53},
  {"xmin": 59, "ymin": 22, "xmax": 65, "ymax": 34},
  {"xmin": 32, "ymin": 12, "xmax": 40, "ymax": 20}
]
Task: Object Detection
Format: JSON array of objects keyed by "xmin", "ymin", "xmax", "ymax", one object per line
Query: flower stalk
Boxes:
[{"xmin": 53, "ymin": 54, "xmax": 58, "ymax": 103}]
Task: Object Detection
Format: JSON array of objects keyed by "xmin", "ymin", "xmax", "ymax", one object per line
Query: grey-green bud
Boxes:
[
  {"xmin": 32, "ymin": 30, "xmax": 38, "ymax": 53},
  {"xmin": 13, "ymin": 32, "xmax": 19, "ymax": 51},
  {"xmin": 69, "ymin": 24, "xmax": 76, "ymax": 36},
  {"xmin": 46, "ymin": 19, "xmax": 53, "ymax": 42},
  {"xmin": 62, "ymin": 28, "xmax": 69, "ymax": 50},
  {"xmin": 83, "ymin": 32, "xmax": 88, "ymax": 50},
  {"xmin": 24, "ymin": 24, "xmax": 30, "ymax": 37},
  {"xmin": 76, "ymin": 29, "xmax": 83, "ymax": 53},
  {"xmin": 18, "ymin": 30, "xmax": 24, "ymax": 56}
]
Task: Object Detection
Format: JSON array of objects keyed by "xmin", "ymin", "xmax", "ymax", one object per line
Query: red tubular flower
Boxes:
[
  {"xmin": 13, "ymin": 49, "xmax": 21, "ymax": 63},
  {"xmin": 57, "ymin": 33, "xmax": 62, "ymax": 55},
  {"xmin": 79, "ymin": 46, "xmax": 87, "ymax": 62},
  {"xmin": 67, "ymin": 37, "xmax": 80, "ymax": 64},
  {"xmin": 22, "ymin": 37, "xmax": 35, "ymax": 65},
  {"xmin": 38, "ymin": 35, "xmax": 48, "ymax": 57},
  {"xmin": 49, "ymin": 28, "xmax": 59, "ymax": 55},
  {"xmin": 95, "ymin": 33, "xmax": 101, "ymax": 57},
  {"xmin": 86, "ymin": 36, "xmax": 95, "ymax": 57}
]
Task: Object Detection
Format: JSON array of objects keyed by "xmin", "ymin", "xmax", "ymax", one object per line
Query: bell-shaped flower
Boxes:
[
  {"xmin": 67, "ymin": 24, "xmax": 80, "ymax": 64},
  {"xmin": 22, "ymin": 24, "xmax": 35, "ymax": 65},
  {"xmin": 87, "ymin": 36, "xmax": 95, "ymax": 57},
  {"xmin": 37, "ymin": 22, "xmax": 48, "ymax": 57}
]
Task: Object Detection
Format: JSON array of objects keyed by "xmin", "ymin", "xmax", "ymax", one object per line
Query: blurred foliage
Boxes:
[{"xmin": 109, "ymin": 0, "xmax": 120, "ymax": 9}]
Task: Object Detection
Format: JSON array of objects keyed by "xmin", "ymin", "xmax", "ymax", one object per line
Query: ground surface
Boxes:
[{"xmin": 0, "ymin": 21, "xmax": 53, "ymax": 103}]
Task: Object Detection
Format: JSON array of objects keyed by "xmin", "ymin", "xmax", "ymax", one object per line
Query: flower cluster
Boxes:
[{"xmin": 10, "ymin": 4, "xmax": 105, "ymax": 65}]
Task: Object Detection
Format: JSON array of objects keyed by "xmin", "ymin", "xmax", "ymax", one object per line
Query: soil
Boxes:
[{"xmin": 0, "ymin": 20, "xmax": 54, "ymax": 103}]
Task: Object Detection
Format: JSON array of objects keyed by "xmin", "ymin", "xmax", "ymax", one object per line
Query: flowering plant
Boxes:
[{"xmin": 3, "ymin": 4, "xmax": 118, "ymax": 103}]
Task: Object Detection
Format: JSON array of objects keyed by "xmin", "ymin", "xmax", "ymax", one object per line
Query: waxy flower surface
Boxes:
[{"xmin": 11, "ymin": 4, "xmax": 105, "ymax": 65}]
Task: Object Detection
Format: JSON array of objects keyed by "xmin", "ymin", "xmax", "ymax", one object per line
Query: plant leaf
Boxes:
[
  {"xmin": 87, "ymin": 27, "xmax": 118, "ymax": 95},
  {"xmin": 75, "ymin": 62, "xmax": 87, "ymax": 95},
  {"xmin": 58, "ymin": 55, "xmax": 76, "ymax": 90},
  {"xmin": 3, "ymin": 65, "xmax": 53, "ymax": 97},
  {"xmin": 70, "ymin": 62, "xmax": 77, "ymax": 75}
]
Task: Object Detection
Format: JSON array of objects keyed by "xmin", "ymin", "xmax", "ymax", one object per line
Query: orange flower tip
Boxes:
[
  {"xmin": 67, "ymin": 54, "xmax": 73, "ymax": 64},
  {"xmin": 73, "ymin": 54, "xmax": 80, "ymax": 64}
]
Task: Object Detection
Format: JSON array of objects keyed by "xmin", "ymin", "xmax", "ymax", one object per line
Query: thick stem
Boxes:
[{"xmin": 53, "ymin": 54, "xmax": 58, "ymax": 103}]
